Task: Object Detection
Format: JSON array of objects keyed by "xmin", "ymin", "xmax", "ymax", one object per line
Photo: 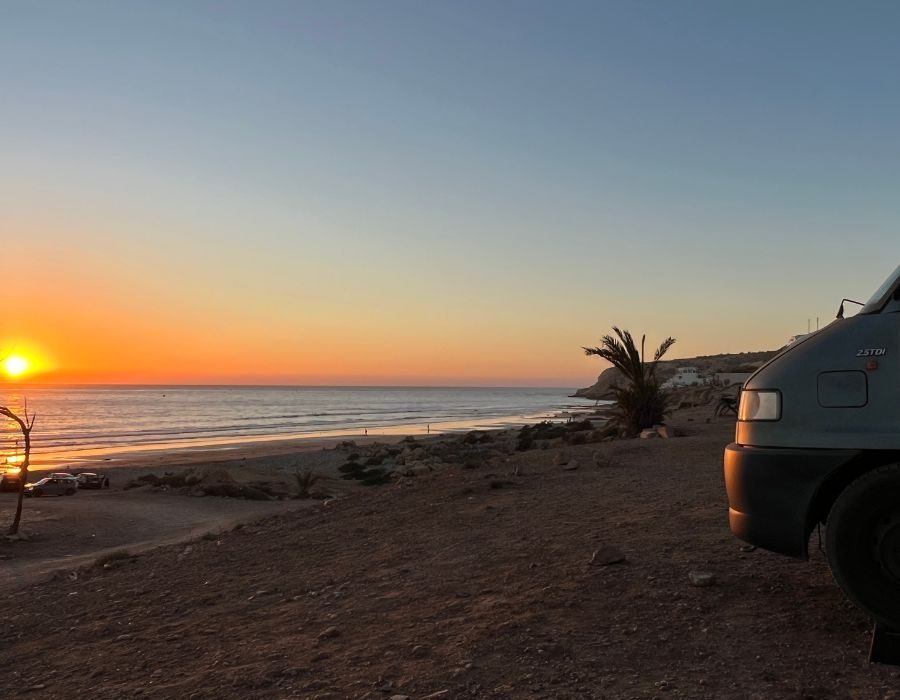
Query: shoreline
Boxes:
[
  {"xmin": 2, "ymin": 405, "xmax": 614, "ymax": 589},
  {"xmin": 22, "ymin": 405, "xmax": 608, "ymax": 472}
]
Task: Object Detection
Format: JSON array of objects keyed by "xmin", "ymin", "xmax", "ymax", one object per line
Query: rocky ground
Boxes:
[{"xmin": 1, "ymin": 407, "xmax": 898, "ymax": 699}]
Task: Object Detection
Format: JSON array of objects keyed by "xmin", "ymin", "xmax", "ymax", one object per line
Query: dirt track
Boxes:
[
  {"xmin": 0, "ymin": 489, "xmax": 303, "ymax": 589},
  {"xmin": 1, "ymin": 411, "xmax": 898, "ymax": 698}
]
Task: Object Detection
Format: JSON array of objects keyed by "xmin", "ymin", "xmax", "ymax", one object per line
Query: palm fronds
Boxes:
[{"xmin": 583, "ymin": 328, "xmax": 676, "ymax": 435}]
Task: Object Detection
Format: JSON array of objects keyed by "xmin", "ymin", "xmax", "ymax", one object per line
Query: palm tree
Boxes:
[{"xmin": 583, "ymin": 327, "xmax": 676, "ymax": 436}]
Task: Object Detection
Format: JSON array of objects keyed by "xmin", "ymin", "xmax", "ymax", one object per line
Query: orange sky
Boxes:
[
  {"xmin": 2, "ymin": 211, "xmax": 850, "ymax": 387},
  {"xmin": 1, "ymin": 219, "xmax": 821, "ymax": 387}
]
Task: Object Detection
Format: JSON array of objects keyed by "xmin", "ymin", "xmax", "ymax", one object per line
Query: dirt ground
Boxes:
[{"xmin": 1, "ymin": 409, "xmax": 898, "ymax": 699}]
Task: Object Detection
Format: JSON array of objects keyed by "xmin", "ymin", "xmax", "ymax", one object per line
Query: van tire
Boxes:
[{"xmin": 826, "ymin": 464, "xmax": 900, "ymax": 629}]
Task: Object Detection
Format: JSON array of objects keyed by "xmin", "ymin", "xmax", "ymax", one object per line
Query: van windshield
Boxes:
[{"xmin": 862, "ymin": 264, "xmax": 900, "ymax": 313}]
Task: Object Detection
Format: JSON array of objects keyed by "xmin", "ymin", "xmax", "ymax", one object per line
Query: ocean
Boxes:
[{"xmin": 0, "ymin": 385, "xmax": 595, "ymax": 466}]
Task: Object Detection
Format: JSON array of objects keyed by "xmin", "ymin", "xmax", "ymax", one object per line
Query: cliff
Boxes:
[{"xmin": 573, "ymin": 349, "xmax": 780, "ymax": 400}]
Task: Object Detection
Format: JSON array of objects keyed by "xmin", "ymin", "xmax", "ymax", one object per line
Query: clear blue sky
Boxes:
[{"xmin": 2, "ymin": 1, "xmax": 899, "ymax": 385}]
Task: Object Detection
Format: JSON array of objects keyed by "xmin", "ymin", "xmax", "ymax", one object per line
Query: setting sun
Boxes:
[{"xmin": 3, "ymin": 355, "xmax": 29, "ymax": 378}]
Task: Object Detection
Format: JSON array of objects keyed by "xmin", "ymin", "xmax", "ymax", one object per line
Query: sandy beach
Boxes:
[{"xmin": 1, "ymin": 405, "xmax": 897, "ymax": 698}]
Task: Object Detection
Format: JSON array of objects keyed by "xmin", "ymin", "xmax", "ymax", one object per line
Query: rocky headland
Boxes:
[{"xmin": 573, "ymin": 349, "xmax": 779, "ymax": 401}]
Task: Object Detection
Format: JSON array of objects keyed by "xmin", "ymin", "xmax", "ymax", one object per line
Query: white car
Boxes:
[{"xmin": 25, "ymin": 477, "xmax": 78, "ymax": 497}]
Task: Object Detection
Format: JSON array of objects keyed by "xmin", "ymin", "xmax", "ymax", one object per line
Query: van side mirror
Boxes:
[{"xmin": 836, "ymin": 298, "xmax": 865, "ymax": 319}]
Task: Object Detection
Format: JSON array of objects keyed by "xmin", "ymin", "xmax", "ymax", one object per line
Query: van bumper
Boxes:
[{"xmin": 724, "ymin": 443, "xmax": 860, "ymax": 558}]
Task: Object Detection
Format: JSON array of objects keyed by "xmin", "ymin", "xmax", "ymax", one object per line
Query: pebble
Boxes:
[
  {"xmin": 589, "ymin": 546, "xmax": 625, "ymax": 566},
  {"xmin": 688, "ymin": 571, "xmax": 717, "ymax": 587},
  {"xmin": 317, "ymin": 626, "xmax": 341, "ymax": 640}
]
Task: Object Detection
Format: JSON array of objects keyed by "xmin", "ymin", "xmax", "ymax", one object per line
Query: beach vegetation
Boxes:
[
  {"xmin": 125, "ymin": 472, "xmax": 188, "ymax": 489},
  {"xmin": 338, "ymin": 460, "xmax": 391, "ymax": 486},
  {"xmin": 293, "ymin": 469, "xmax": 320, "ymax": 498},
  {"xmin": 583, "ymin": 327, "xmax": 676, "ymax": 436},
  {"xmin": 515, "ymin": 419, "xmax": 595, "ymax": 451}
]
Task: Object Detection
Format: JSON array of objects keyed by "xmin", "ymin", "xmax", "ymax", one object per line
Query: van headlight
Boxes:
[{"xmin": 738, "ymin": 390, "xmax": 781, "ymax": 421}]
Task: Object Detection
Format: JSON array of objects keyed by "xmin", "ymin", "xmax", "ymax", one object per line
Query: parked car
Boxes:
[
  {"xmin": 76, "ymin": 472, "xmax": 109, "ymax": 489},
  {"xmin": 0, "ymin": 469, "xmax": 23, "ymax": 493},
  {"xmin": 50, "ymin": 473, "xmax": 80, "ymax": 486},
  {"xmin": 24, "ymin": 477, "xmax": 78, "ymax": 497}
]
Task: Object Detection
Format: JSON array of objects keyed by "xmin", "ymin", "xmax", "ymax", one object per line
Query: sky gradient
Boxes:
[{"xmin": 3, "ymin": 1, "xmax": 900, "ymax": 386}]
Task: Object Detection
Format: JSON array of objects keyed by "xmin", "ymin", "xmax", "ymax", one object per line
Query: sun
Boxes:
[{"xmin": 3, "ymin": 355, "xmax": 30, "ymax": 378}]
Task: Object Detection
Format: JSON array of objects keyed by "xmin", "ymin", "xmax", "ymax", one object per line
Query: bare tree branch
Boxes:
[{"xmin": 1, "ymin": 404, "xmax": 34, "ymax": 535}]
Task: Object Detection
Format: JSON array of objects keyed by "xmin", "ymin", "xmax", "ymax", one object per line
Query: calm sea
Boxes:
[{"xmin": 0, "ymin": 385, "xmax": 593, "ymax": 466}]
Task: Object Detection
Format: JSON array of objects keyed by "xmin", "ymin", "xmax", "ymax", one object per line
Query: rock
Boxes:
[
  {"xmin": 589, "ymin": 546, "xmax": 625, "ymax": 566},
  {"xmin": 389, "ymin": 695, "xmax": 411, "ymax": 700},
  {"xmin": 739, "ymin": 544, "xmax": 757, "ymax": 552},
  {"xmin": 656, "ymin": 425, "xmax": 677, "ymax": 439},
  {"xmin": 572, "ymin": 366, "xmax": 625, "ymax": 400},
  {"xmin": 688, "ymin": 571, "xmax": 716, "ymax": 587},
  {"xmin": 639, "ymin": 429, "xmax": 658, "ymax": 439},
  {"xmin": 562, "ymin": 460, "xmax": 579, "ymax": 471},
  {"xmin": 317, "ymin": 626, "xmax": 341, "ymax": 641},
  {"xmin": 592, "ymin": 451, "xmax": 612, "ymax": 468},
  {"xmin": 411, "ymin": 644, "xmax": 430, "ymax": 657},
  {"xmin": 553, "ymin": 452, "xmax": 569, "ymax": 466}
]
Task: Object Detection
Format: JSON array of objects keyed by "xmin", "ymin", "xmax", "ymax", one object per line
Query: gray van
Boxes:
[{"xmin": 725, "ymin": 264, "xmax": 900, "ymax": 631}]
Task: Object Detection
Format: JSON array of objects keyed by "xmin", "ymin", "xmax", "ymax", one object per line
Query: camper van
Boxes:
[{"xmin": 724, "ymin": 264, "xmax": 900, "ymax": 632}]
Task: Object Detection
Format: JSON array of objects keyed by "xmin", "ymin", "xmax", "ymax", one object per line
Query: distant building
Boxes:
[{"xmin": 663, "ymin": 367, "xmax": 706, "ymax": 388}]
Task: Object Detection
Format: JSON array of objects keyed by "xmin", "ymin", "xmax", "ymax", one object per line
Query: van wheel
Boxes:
[{"xmin": 826, "ymin": 464, "xmax": 900, "ymax": 629}]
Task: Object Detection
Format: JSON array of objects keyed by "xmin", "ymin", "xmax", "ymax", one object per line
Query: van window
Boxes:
[{"xmin": 862, "ymin": 264, "xmax": 900, "ymax": 314}]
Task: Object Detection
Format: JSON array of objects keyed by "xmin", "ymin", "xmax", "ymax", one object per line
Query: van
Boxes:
[{"xmin": 724, "ymin": 264, "xmax": 900, "ymax": 631}]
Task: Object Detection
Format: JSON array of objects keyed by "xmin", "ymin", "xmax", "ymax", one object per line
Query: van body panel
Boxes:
[
  {"xmin": 736, "ymin": 313, "xmax": 900, "ymax": 451},
  {"xmin": 725, "ymin": 443, "xmax": 861, "ymax": 557}
]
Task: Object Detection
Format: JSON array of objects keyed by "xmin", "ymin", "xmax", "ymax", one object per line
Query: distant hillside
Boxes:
[{"xmin": 573, "ymin": 349, "xmax": 780, "ymax": 400}]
